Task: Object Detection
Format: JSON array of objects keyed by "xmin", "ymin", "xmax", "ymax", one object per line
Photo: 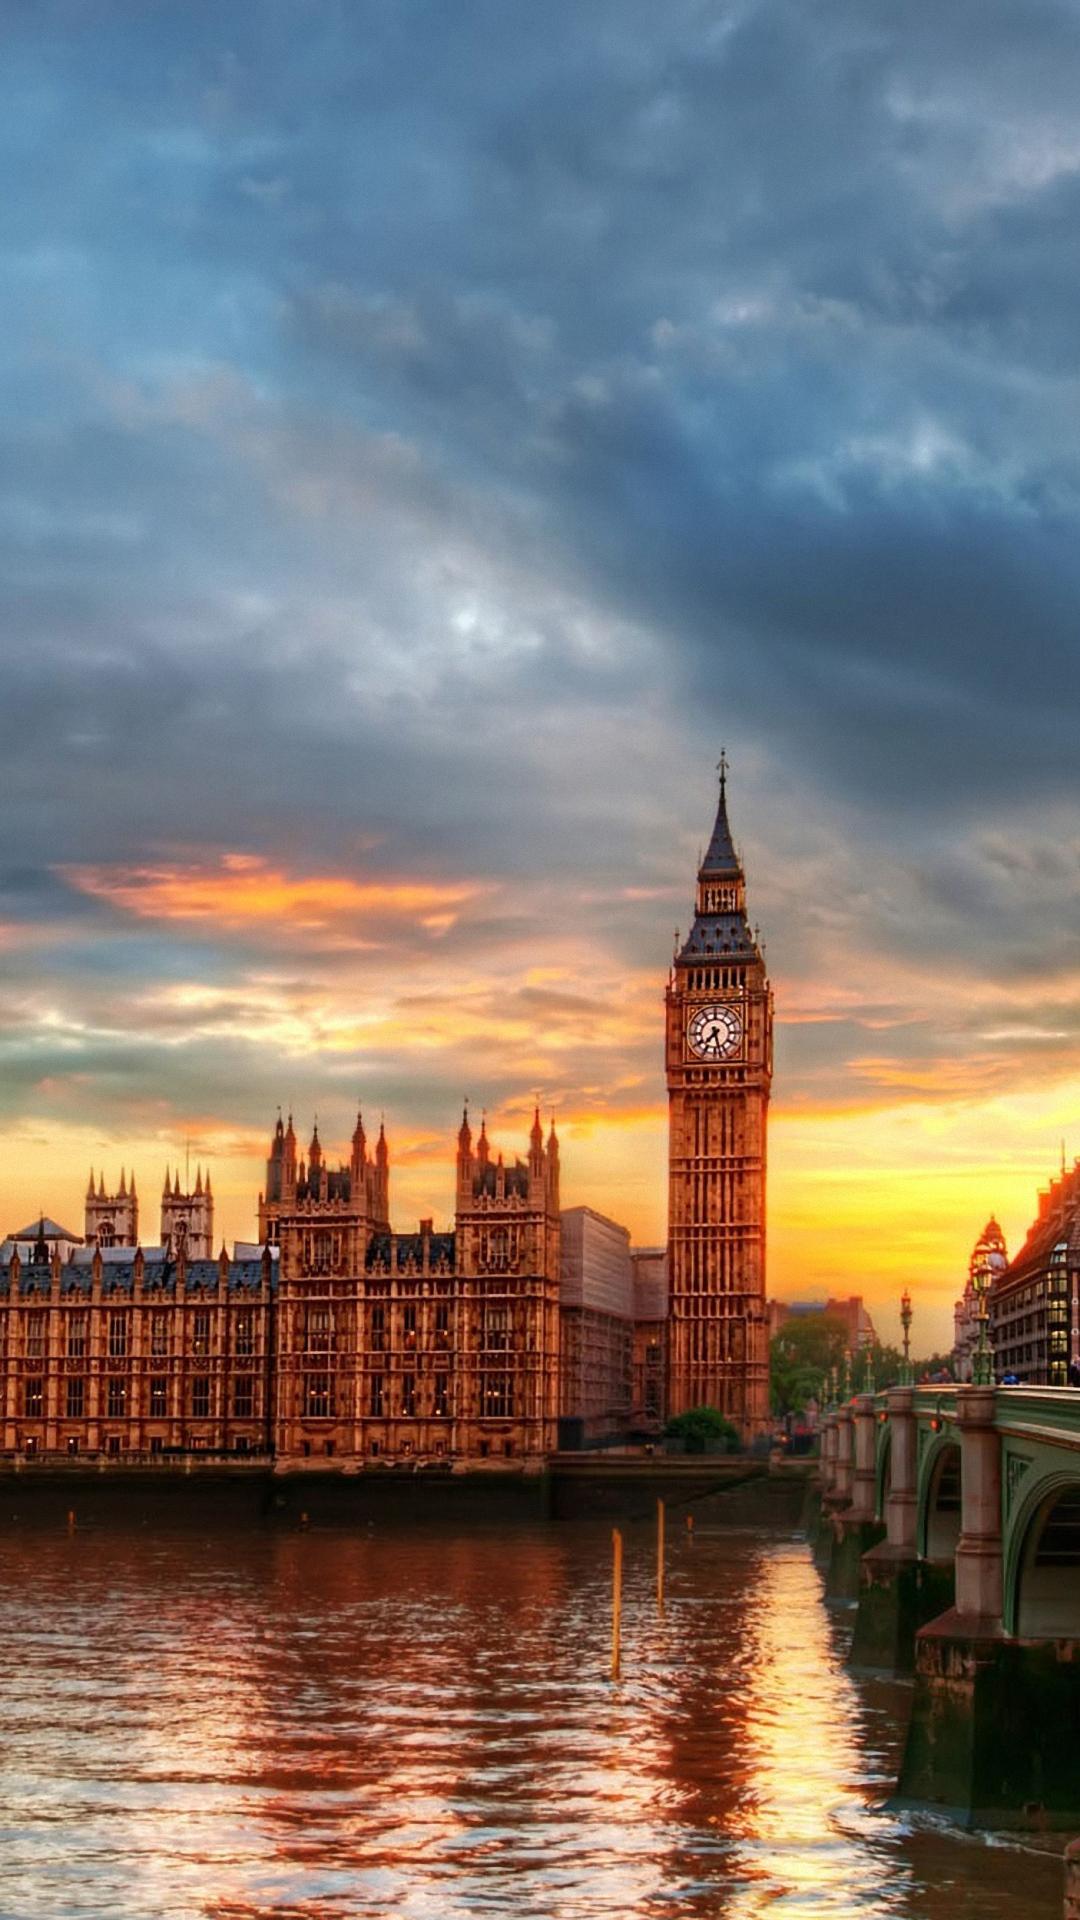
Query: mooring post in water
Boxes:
[
  {"xmin": 1064, "ymin": 1837, "xmax": 1080, "ymax": 1919},
  {"xmin": 611, "ymin": 1527, "xmax": 623, "ymax": 1679},
  {"xmin": 686, "ymin": 1511, "xmax": 694, "ymax": 1541},
  {"xmin": 66, "ymin": 1509, "xmax": 75, "ymax": 1533},
  {"xmin": 656, "ymin": 1499, "xmax": 665, "ymax": 1612}
]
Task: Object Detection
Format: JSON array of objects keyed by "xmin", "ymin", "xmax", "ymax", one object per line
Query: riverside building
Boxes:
[{"xmin": 991, "ymin": 1160, "xmax": 1080, "ymax": 1386}]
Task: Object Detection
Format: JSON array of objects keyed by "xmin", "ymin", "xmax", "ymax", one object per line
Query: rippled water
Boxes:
[{"xmin": 0, "ymin": 1508, "xmax": 1065, "ymax": 1919}]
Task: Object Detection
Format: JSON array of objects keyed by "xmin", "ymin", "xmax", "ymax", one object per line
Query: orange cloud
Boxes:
[{"xmin": 59, "ymin": 854, "xmax": 486, "ymax": 936}]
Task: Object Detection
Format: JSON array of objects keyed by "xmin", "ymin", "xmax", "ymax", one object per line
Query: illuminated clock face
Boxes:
[{"xmin": 687, "ymin": 1003, "xmax": 743, "ymax": 1060}]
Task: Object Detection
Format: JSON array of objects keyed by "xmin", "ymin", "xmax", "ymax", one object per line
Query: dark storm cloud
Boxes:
[{"xmin": 2, "ymin": 0, "xmax": 1079, "ymax": 1150}]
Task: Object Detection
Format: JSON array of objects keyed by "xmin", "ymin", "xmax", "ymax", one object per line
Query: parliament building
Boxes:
[{"xmin": 0, "ymin": 770, "xmax": 773, "ymax": 1464}]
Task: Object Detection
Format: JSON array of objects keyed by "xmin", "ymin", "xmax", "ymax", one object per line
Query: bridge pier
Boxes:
[
  {"xmin": 807, "ymin": 1416, "xmax": 837, "ymax": 1565},
  {"xmin": 826, "ymin": 1397, "xmax": 884, "ymax": 1599},
  {"xmin": 898, "ymin": 1385, "xmax": 1080, "ymax": 1828},
  {"xmin": 850, "ymin": 1386, "xmax": 953, "ymax": 1672}
]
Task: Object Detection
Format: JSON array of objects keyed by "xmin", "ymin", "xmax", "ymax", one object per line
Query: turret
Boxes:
[
  {"xmin": 85, "ymin": 1170, "xmax": 139, "ymax": 1249},
  {"xmin": 546, "ymin": 1118, "xmax": 560, "ymax": 1211},
  {"xmin": 160, "ymin": 1162, "xmax": 214, "ymax": 1259},
  {"xmin": 456, "ymin": 1103, "xmax": 474, "ymax": 1199},
  {"xmin": 351, "ymin": 1107, "xmax": 368, "ymax": 1177}
]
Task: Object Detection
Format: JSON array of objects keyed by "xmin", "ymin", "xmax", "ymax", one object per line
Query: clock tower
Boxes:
[{"xmin": 666, "ymin": 759, "xmax": 773, "ymax": 1434}]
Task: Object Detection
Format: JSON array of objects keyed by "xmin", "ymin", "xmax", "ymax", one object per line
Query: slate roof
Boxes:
[
  {"xmin": 0, "ymin": 1251, "xmax": 276, "ymax": 1298},
  {"xmin": 678, "ymin": 910, "xmax": 761, "ymax": 962},
  {"xmin": 366, "ymin": 1231, "xmax": 456, "ymax": 1273},
  {"xmin": 11, "ymin": 1217, "xmax": 82, "ymax": 1243},
  {"xmin": 700, "ymin": 782, "xmax": 741, "ymax": 876}
]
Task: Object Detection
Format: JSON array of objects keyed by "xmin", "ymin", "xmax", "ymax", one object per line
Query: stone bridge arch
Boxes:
[
  {"xmin": 1004, "ymin": 1464, "xmax": 1080, "ymax": 1638},
  {"xmin": 916, "ymin": 1428, "xmax": 962, "ymax": 1563}
]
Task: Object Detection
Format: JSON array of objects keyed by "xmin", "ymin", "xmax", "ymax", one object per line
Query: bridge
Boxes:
[{"xmin": 816, "ymin": 1383, "xmax": 1080, "ymax": 1828}]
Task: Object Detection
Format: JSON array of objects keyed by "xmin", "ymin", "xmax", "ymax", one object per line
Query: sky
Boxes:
[{"xmin": 3, "ymin": 0, "xmax": 1079, "ymax": 1350}]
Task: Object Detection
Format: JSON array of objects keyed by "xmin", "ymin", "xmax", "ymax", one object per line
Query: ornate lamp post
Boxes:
[
  {"xmin": 840, "ymin": 1347, "xmax": 852, "ymax": 1400},
  {"xmin": 861, "ymin": 1341, "xmax": 876, "ymax": 1394},
  {"xmin": 971, "ymin": 1254, "xmax": 995, "ymax": 1387},
  {"xmin": 900, "ymin": 1288, "xmax": 913, "ymax": 1386}
]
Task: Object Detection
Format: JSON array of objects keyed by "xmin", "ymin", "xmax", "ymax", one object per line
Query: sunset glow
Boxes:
[{"xmin": 3, "ymin": 4, "xmax": 1078, "ymax": 1360}]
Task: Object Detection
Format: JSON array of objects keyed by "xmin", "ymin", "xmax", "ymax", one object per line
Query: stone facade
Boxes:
[
  {"xmin": 0, "ymin": 1238, "xmax": 275, "ymax": 1457},
  {"xmin": 260, "ymin": 1107, "xmax": 561, "ymax": 1465},
  {"xmin": 558, "ymin": 1207, "xmax": 634, "ymax": 1445},
  {"xmin": 991, "ymin": 1162, "xmax": 1080, "ymax": 1385},
  {"xmin": 665, "ymin": 766, "xmax": 773, "ymax": 1433}
]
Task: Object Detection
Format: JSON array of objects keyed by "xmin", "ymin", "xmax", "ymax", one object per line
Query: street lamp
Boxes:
[
  {"xmin": 862, "ymin": 1341, "xmax": 876, "ymax": 1395},
  {"xmin": 971, "ymin": 1253, "xmax": 995, "ymax": 1388},
  {"xmin": 900, "ymin": 1288, "xmax": 913, "ymax": 1385}
]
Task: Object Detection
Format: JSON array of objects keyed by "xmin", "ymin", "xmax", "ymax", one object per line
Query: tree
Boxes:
[
  {"xmin": 664, "ymin": 1406, "xmax": 739, "ymax": 1453},
  {"xmin": 770, "ymin": 1312, "xmax": 849, "ymax": 1416}
]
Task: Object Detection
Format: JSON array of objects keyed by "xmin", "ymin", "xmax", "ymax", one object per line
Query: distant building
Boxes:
[
  {"xmin": 631, "ymin": 1248, "xmax": 667, "ymax": 1431},
  {"xmin": 0, "ymin": 1216, "xmax": 84, "ymax": 1266},
  {"xmin": 160, "ymin": 1167, "xmax": 214, "ymax": 1260},
  {"xmin": 992, "ymin": 1162, "xmax": 1080, "ymax": 1385},
  {"xmin": 84, "ymin": 1170, "xmax": 138, "ymax": 1249},
  {"xmin": 768, "ymin": 1295, "xmax": 878, "ymax": 1350},
  {"xmin": 558, "ymin": 1207, "xmax": 634, "ymax": 1447},
  {"xmin": 82, "ymin": 1166, "xmax": 214, "ymax": 1260},
  {"xmin": 954, "ymin": 1217, "xmax": 1007, "ymax": 1381}
]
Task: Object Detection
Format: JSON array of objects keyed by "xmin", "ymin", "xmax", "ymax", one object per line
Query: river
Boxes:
[{"xmin": 0, "ymin": 1509, "xmax": 1065, "ymax": 1919}]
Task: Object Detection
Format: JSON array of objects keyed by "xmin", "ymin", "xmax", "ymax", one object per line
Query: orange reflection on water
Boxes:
[{"xmin": 729, "ymin": 1541, "xmax": 907, "ymax": 1917}]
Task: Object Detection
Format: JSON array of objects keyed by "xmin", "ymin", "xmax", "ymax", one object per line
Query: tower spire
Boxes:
[{"xmin": 699, "ymin": 752, "xmax": 741, "ymax": 878}]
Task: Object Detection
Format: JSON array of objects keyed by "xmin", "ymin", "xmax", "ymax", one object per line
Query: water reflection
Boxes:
[{"xmin": 0, "ymin": 1519, "xmax": 1063, "ymax": 1919}]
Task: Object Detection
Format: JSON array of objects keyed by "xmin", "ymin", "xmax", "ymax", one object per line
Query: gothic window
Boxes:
[
  {"xmin": 108, "ymin": 1312, "xmax": 128, "ymax": 1358},
  {"xmin": 303, "ymin": 1231, "xmax": 338, "ymax": 1276},
  {"xmin": 481, "ymin": 1373, "xmax": 513, "ymax": 1418},
  {"xmin": 483, "ymin": 1305, "xmax": 510, "ymax": 1352},
  {"xmin": 25, "ymin": 1310, "xmax": 46, "ymax": 1359},
  {"xmin": 150, "ymin": 1312, "xmax": 169, "ymax": 1357},
  {"xmin": 23, "ymin": 1379, "xmax": 43, "ymax": 1418},
  {"xmin": 433, "ymin": 1373, "xmax": 449, "ymax": 1417},
  {"xmin": 401, "ymin": 1373, "xmax": 416, "ymax": 1417},
  {"xmin": 402, "ymin": 1305, "xmax": 417, "ymax": 1349},
  {"xmin": 434, "ymin": 1303, "xmax": 450, "ymax": 1349},
  {"xmin": 370, "ymin": 1304, "xmax": 386, "ymax": 1351},
  {"xmin": 305, "ymin": 1306, "xmax": 334, "ymax": 1353},
  {"xmin": 107, "ymin": 1378, "xmax": 126, "ymax": 1418},
  {"xmin": 190, "ymin": 1377, "xmax": 211, "ymax": 1419},
  {"xmin": 233, "ymin": 1378, "xmax": 254, "ymax": 1418},
  {"xmin": 66, "ymin": 1377, "xmax": 85, "ymax": 1419},
  {"xmin": 149, "ymin": 1378, "xmax": 168, "ymax": 1417},
  {"xmin": 190, "ymin": 1310, "xmax": 211, "ymax": 1356},
  {"xmin": 67, "ymin": 1312, "xmax": 87, "ymax": 1358},
  {"xmin": 235, "ymin": 1311, "xmax": 255, "ymax": 1356},
  {"xmin": 368, "ymin": 1373, "xmax": 384, "ymax": 1417},
  {"xmin": 305, "ymin": 1374, "xmax": 333, "ymax": 1418}
]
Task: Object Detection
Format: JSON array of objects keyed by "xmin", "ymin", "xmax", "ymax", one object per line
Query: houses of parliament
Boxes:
[{"xmin": 0, "ymin": 771, "xmax": 774, "ymax": 1466}]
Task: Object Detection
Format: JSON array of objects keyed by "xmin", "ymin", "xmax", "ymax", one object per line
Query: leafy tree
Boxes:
[
  {"xmin": 664, "ymin": 1406, "xmax": 740, "ymax": 1453},
  {"xmin": 770, "ymin": 1313, "xmax": 849, "ymax": 1415}
]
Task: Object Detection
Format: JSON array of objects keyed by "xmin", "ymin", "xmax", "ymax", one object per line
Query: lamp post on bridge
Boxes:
[
  {"xmin": 861, "ymin": 1342, "xmax": 876, "ymax": 1394},
  {"xmin": 900, "ymin": 1288, "xmax": 913, "ymax": 1386},
  {"xmin": 972, "ymin": 1257, "xmax": 995, "ymax": 1387}
]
